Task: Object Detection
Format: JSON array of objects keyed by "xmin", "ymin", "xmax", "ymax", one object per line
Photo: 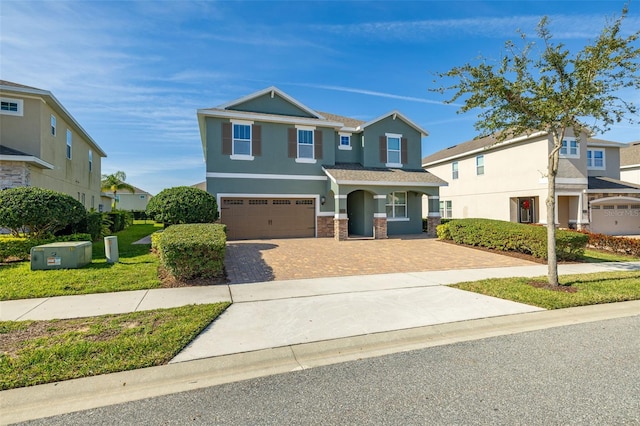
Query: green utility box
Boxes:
[{"xmin": 30, "ymin": 241, "xmax": 92, "ymax": 270}]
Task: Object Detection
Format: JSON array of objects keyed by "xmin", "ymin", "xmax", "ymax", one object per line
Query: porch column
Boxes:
[
  {"xmin": 426, "ymin": 196, "xmax": 441, "ymax": 237},
  {"xmin": 334, "ymin": 194, "xmax": 348, "ymax": 241},
  {"xmin": 373, "ymin": 195, "xmax": 388, "ymax": 239}
]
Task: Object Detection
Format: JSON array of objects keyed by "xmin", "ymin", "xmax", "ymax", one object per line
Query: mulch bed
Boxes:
[{"xmin": 158, "ymin": 266, "xmax": 228, "ymax": 288}]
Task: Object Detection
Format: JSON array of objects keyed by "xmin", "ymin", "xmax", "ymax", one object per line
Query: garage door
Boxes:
[
  {"xmin": 590, "ymin": 202, "xmax": 640, "ymax": 235},
  {"xmin": 220, "ymin": 197, "xmax": 315, "ymax": 240}
]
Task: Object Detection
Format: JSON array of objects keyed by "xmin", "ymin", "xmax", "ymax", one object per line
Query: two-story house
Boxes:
[
  {"xmin": 0, "ymin": 80, "xmax": 108, "ymax": 211},
  {"xmin": 114, "ymin": 185, "xmax": 153, "ymax": 212},
  {"xmin": 198, "ymin": 87, "xmax": 446, "ymax": 240},
  {"xmin": 422, "ymin": 130, "xmax": 640, "ymax": 236}
]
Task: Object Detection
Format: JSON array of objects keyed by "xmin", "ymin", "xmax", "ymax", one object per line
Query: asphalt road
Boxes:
[{"xmin": 20, "ymin": 316, "xmax": 640, "ymax": 425}]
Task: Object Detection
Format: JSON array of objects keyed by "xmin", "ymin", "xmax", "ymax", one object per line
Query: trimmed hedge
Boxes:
[
  {"xmin": 155, "ymin": 224, "xmax": 226, "ymax": 281},
  {"xmin": 146, "ymin": 187, "xmax": 218, "ymax": 226},
  {"xmin": 436, "ymin": 218, "xmax": 588, "ymax": 261},
  {"xmin": 0, "ymin": 233, "xmax": 92, "ymax": 262},
  {"xmin": 580, "ymin": 231, "xmax": 640, "ymax": 258}
]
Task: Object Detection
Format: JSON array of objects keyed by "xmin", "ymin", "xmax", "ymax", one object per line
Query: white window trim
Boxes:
[
  {"xmin": 66, "ymin": 129, "xmax": 72, "ymax": 160},
  {"xmin": 0, "ymin": 97, "xmax": 23, "ymax": 116},
  {"xmin": 338, "ymin": 132, "xmax": 352, "ymax": 150},
  {"xmin": 560, "ymin": 138, "xmax": 580, "ymax": 159},
  {"xmin": 89, "ymin": 149, "xmax": 93, "ymax": 172},
  {"xmin": 476, "ymin": 155, "xmax": 484, "ymax": 176},
  {"xmin": 231, "ymin": 120, "xmax": 254, "ymax": 160},
  {"xmin": 386, "ymin": 191, "xmax": 408, "ymax": 219},
  {"xmin": 452, "ymin": 161, "xmax": 459, "ymax": 180},
  {"xmin": 587, "ymin": 149, "xmax": 606, "ymax": 170},
  {"xmin": 296, "ymin": 125, "xmax": 315, "ymax": 163},
  {"xmin": 51, "ymin": 115, "xmax": 56, "ymax": 136},
  {"xmin": 385, "ymin": 133, "xmax": 403, "ymax": 168}
]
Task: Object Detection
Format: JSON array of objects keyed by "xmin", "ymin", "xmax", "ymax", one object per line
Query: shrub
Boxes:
[
  {"xmin": 0, "ymin": 233, "xmax": 92, "ymax": 262},
  {"xmin": 146, "ymin": 187, "xmax": 218, "ymax": 226},
  {"xmin": 156, "ymin": 224, "xmax": 226, "ymax": 280},
  {"xmin": 580, "ymin": 231, "xmax": 640, "ymax": 258},
  {"xmin": 438, "ymin": 218, "xmax": 588, "ymax": 261},
  {"xmin": 0, "ymin": 187, "xmax": 86, "ymax": 238},
  {"xmin": 106, "ymin": 210, "xmax": 133, "ymax": 233}
]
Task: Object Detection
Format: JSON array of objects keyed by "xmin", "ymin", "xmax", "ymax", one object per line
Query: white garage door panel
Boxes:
[{"xmin": 591, "ymin": 204, "xmax": 640, "ymax": 235}]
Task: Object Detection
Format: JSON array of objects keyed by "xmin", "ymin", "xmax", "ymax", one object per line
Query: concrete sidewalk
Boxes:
[{"xmin": 1, "ymin": 261, "xmax": 639, "ymax": 424}]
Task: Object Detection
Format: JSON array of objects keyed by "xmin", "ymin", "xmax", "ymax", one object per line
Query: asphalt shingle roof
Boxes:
[
  {"xmin": 588, "ymin": 176, "xmax": 640, "ymax": 191},
  {"xmin": 0, "ymin": 145, "xmax": 30, "ymax": 156},
  {"xmin": 323, "ymin": 163, "xmax": 447, "ymax": 186},
  {"xmin": 620, "ymin": 142, "xmax": 640, "ymax": 167}
]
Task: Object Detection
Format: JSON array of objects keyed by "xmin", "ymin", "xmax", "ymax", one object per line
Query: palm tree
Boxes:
[{"xmin": 101, "ymin": 171, "xmax": 135, "ymax": 210}]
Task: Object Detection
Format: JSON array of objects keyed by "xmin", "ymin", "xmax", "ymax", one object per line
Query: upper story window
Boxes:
[
  {"xmin": 440, "ymin": 200, "xmax": 452, "ymax": 218},
  {"xmin": 66, "ymin": 129, "xmax": 72, "ymax": 159},
  {"xmin": 476, "ymin": 155, "xmax": 484, "ymax": 176},
  {"xmin": 339, "ymin": 133, "xmax": 352, "ymax": 150},
  {"xmin": 51, "ymin": 115, "xmax": 56, "ymax": 136},
  {"xmin": 587, "ymin": 149, "xmax": 605, "ymax": 170},
  {"xmin": 560, "ymin": 138, "xmax": 579, "ymax": 158},
  {"xmin": 233, "ymin": 124, "xmax": 251, "ymax": 156},
  {"xmin": 387, "ymin": 135, "xmax": 401, "ymax": 165},
  {"xmin": 0, "ymin": 97, "xmax": 23, "ymax": 116},
  {"xmin": 386, "ymin": 191, "xmax": 407, "ymax": 219},
  {"xmin": 89, "ymin": 149, "xmax": 93, "ymax": 172},
  {"xmin": 452, "ymin": 161, "xmax": 459, "ymax": 179},
  {"xmin": 298, "ymin": 129, "xmax": 314, "ymax": 159}
]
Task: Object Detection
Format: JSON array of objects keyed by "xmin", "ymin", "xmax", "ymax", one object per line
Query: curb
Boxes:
[{"xmin": 2, "ymin": 300, "xmax": 639, "ymax": 425}]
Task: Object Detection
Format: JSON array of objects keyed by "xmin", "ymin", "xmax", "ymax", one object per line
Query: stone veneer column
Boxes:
[
  {"xmin": 334, "ymin": 218, "xmax": 348, "ymax": 241},
  {"xmin": 426, "ymin": 216, "xmax": 441, "ymax": 237},
  {"xmin": 316, "ymin": 216, "xmax": 335, "ymax": 238},
  {"xmin": 0, "ymin": 162, "xmax": 30, "ymax": 189},
  {"xmin": 373, "ymin": 217, "xmax": 387, "ymax": 239}
]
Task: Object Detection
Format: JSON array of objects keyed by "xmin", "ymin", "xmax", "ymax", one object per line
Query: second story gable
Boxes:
[{"xmin": 198, "ymin": 87, "xmax": 428, "ymax": 176}]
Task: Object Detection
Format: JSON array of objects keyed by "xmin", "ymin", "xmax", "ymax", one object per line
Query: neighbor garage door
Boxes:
[
  {"xmin": 220, "ymin": 197, "xmax": 315, "ymax": 240},
  {"xmin": 590, "ymin": 202, "xmax": 640, "ymax": 235}
]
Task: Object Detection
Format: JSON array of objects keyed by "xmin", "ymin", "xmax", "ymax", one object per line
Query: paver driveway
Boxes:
[{"xmin": 225, "ymin": 234, "xmax": 539, "ymax": 283}]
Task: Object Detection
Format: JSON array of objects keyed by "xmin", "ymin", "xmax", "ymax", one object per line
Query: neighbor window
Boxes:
[
  {"xmin": 386, "ymin": 191, "xmax": 407, "ymax": 219},
  {"xmin": 587, "ymin": 149, "xmax": 605, "ymax": 169},
  {"xmin": 439, "ymin": 200, "xmax": 452, "ymax": 218},
  {"xmin": 0, "ymin": 97, "xmax": 23, "ymax": 116},
  {"xmin": 233, "ymin": 123, "xmax": 251, "ymax": 156},
  {"xmin": 66, "ymin": 129, "xmax": 72, "ymax": 159},
  {"xmin": 298, "ymin": 129, "xmax": 314, "ymax": 159},
  {"xmin": 51, "ymin": 115, "xmax": 56, "ymax": 136},
  {"xmin": 88, "ymin": 149, "xmax": 93, "ymax": 172},
  {"xmin": 452, "ymin": 161, "xmax": 459, "ymax": 179},
  {"xmin": 340, "ymin": 135, "xmax": 350, "ymax": 146},
  {"xmin": 476, "ymin": 155, "xmax": 484, "ymax": 176},
  {"xmin": 387, "ymin": 135, "xmax": 401, "ymax": 165},
  {"xmin": 560, "ymin": 138, "xmax": 579, "ymax": 158}
]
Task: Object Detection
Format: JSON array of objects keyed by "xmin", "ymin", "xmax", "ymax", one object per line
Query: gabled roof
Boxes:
[
  {"xmin": 216, "ymin": 86, "xmax": 325, "ymax": 119},
  {"xmin": 323, "ymin": 163, "xmax": 447, "ymax": 187},
  {"xmin": 357, "ymin": 110, "xmax": 428, "ymax": 137},
  {"xmin": 620, "ymin": 142, "xmax": 640, "ymax": 167},
  {"xmin": 315, "ymin": 111, "xmax": 365, "ymax": 130},
  {"xmin": 0, "ymin": 80, "xmax": 107, "ymax": 158}
]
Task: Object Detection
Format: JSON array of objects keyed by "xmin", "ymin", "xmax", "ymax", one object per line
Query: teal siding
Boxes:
[
  {"xmin": 229, "ymin": 93, "xmax": 316, "ymax": 118},
  {"xmin": 335, "ymin": 133, "xmax": 363, "ymax": 164},
  {"xmin": 347, "ymin": 190, "xmax": 374, "ymax": 237},
  {"xmin": 362, "ymin": 116, "xmax": 423, "ymax": 169},
  {"xmin": 206, "ymin": 118, "xmax": 335, "ymax": 175},
  {"xmin": 387, "ymin": 191, "xmax": 423, "ymax": 235}
]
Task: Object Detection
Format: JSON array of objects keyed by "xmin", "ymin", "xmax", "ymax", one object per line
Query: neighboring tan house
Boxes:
[
  {"xmin": 422, "ymin": 130, "xmax": 640, "ymax": 236},
  {"xmin": 191, "ymin": 181, "xmax": 207, "ymax": 191},
  {"xmin": 114, "ymin": 185, "xmax": 152, "ymax": 211},
  {"xmin": 620, "ymin": 141, "xmax": 640, "ymax": 185},
  {"xmin": 198, "ymin": 86, "xmax": 445, "ymax": 240},
  {"xmin": 0, "ymin": 80, "xmax": 108, "ymax": 211}
]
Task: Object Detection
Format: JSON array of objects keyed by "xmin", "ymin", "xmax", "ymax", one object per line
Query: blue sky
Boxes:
[{"xmin": 2, "ymin": 1, "xmax": 639, "ymax": 195}]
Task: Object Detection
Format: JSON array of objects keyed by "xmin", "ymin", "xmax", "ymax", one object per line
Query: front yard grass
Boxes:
[
  {"xmin": 0, "ymin": 223, "xmax": 163, "ymax": 301},
  {"xmin": 580, "ymin": 249, "xmax": 639, "ymax": 263},
  {"xmin": 0, "ymin": 302, "xmax": 230, "ymax": 390},
  {"xmin": 452, "ymin": 271, "xmax": 640, "ymax": 309}
]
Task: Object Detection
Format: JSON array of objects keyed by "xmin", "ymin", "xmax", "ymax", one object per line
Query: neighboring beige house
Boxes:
[
  {"xmin": 422, "ymin": 130, "xmax": 640, "ymax": 235},
  {"xmin": 620, "ymin": 141, "xmax": 640, "ymax": 185},
  {"xmin": 113, "ymin": 185, "xmax": 152, "ymax": 211},
  {"xmin": 191, "ymin": 181, "xmax": 206, "ymax": 190},
  {"xmin": 0, "ymin": 80, "xmax": 108, "ymax": 211}
]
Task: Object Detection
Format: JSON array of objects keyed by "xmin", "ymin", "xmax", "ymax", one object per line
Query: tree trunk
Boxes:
[{"xmin": 546, "ymin": 137, "xmax": 561, "ymax": 287}]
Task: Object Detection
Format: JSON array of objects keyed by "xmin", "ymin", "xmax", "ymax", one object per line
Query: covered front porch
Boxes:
[{"xmin": 323, "ymin": 164, "xmax": 446, "ymax": 241}]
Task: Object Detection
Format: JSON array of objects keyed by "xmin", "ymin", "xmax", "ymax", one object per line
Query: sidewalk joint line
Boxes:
[
  {"xmin": 288, "ymin": 345, "xmax": 305, "ymax": 370},
  {"xmin": 15, "ymin": 298, "xmax": 50, "ymax": 321},
  {"xmin": 134, "ymin": 290, "xmax": 149, "ymax": 312}
]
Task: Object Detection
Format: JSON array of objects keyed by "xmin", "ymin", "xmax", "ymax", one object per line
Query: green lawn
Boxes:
[
  {"xmin": 0, "ymin": 302, "xmax": 230, "ymax": 390},
  {"xmin": 452, "ymin": 271, "xmax": 640, "ymax": 309},
  {"xmin": 0, "ymin": 223, "xmax": 163, "ymax": 301},
  {"xmin": 580, "ymin": 249, "xmax": 640, "ymax": 263}
]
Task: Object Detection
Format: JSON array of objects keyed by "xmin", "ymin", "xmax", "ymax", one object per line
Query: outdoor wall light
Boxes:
[{"xmin": 321, "ymin": 196, "xmax": 326, "ymax": 205}]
